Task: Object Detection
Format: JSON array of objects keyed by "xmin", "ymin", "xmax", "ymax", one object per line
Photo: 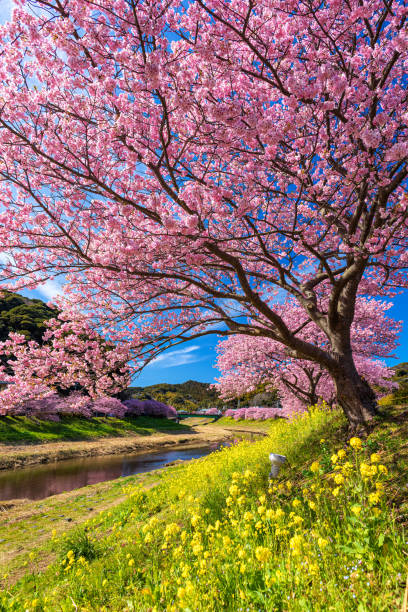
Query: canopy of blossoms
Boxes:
[{"xmin": 0, "ymin": 0, "xmax": 406, "ymax": 425}]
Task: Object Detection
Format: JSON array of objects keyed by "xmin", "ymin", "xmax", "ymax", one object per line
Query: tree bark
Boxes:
[{"xmin": 330, "ymin": 356, "xmax": 378, "ymax": 428}]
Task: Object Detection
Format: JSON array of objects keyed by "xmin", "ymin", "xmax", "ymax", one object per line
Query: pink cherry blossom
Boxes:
[
  {"xmin": 215, "ymin": 298, "xmax": 400, "ymax": 414},
  {"xmin": 0, "ymin": 1, "xmax": 405, "ymax": 426}
]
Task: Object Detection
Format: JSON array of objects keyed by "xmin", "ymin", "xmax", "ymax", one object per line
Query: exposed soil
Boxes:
[{"xmin": 0, "ymin": 422, "xmax": 233, "ymax": 471}]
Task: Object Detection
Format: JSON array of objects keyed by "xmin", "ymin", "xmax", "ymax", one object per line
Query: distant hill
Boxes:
[
  {"xmin": 127, "ymin": 380, "xmax": 232, "ymax": 411},
  {"xmin": 127, "ymin": 380, "xmax": 279, "ymax": 411},
  {"xmin": 0, "ymin": 291, "xmax": 57, "ymax": 343}
]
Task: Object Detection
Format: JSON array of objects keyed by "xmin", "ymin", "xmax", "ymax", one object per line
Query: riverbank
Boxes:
[
  {"xmin": 0, "ymin": 469, "xmax": 159, "ymax": 583},
  {"xmin": 0, "ymin": 420, "xmax": 238, "ymax": 471},
  {"xmin": 3, "ymin": 406, "xmax": 407, "ymax": 610}
]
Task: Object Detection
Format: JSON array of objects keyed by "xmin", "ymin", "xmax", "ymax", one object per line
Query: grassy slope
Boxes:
[
  {"xmin": 214, "ymin": 416, "xmax": 278, "ymax": 431},
  {"xmin": 0, "ymin": 416, "xmax": 186, "ymax": 444},
  {"xmin": 1, "ymin": 406, "xmax": 408, "ymax": 611}
]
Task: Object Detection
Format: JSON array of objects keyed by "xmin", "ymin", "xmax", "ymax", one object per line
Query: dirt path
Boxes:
[{"xmin": 0, "ymin": 423, "xmax": 233, "ymax": 471}]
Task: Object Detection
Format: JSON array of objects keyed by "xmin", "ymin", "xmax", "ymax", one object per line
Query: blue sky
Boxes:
[
  {"xmin": 1, "ymin": 0, "xmax": 407, "ymax": 386},
  {"xmin": 19, "ymin": 280, "xmax": 408, "ymax": 387}
]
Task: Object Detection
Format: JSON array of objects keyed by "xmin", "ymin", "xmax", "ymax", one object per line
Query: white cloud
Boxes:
[
  {"xmin": 149, "ymin": 345, "xmax": 201, "ymax": 368},
  {"xmin": 36, "ymin": 279, "xmax": 64, "ymax": 301}
]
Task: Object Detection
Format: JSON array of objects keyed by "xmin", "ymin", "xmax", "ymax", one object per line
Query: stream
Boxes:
[{"xmin": 0, "ymin": 441, "xmax": 231, "ymax": 502}]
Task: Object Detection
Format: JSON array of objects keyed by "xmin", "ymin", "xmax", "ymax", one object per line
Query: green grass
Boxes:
[
  {"xmin": 1, "ymin": 406, "xmax": 408, "ymax": 611},
  {"xmin": 0, "ymin": 415, "xmax": 187, "ymax": 444},
  {"xmin": 215, "ymin": 416, "xmax": 278, "ymax": 430}
]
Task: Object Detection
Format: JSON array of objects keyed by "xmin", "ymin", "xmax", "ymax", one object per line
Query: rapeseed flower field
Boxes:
[{"xmin": 1, "ymin": 406, "xmax": 406, "ymax": 611}]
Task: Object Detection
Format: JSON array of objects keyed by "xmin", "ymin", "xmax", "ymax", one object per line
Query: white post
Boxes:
[{"xmin": 269, "ymin": 453, "xmax": 287, "ymax": 478}]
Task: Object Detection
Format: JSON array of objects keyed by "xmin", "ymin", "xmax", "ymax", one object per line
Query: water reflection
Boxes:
[{"xmin": 0, "ymin": 443, "xmax": 224, "ymax": 502}]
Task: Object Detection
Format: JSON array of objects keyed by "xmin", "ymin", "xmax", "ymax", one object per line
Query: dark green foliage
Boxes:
[
  {"xmin": 127, "ymin": 380, "xmax": 279, "ymax": 411},
  {"xmin": 59, "ymin": 528, "xmax": 100, "ymax": 561},
  {"xmin": 128, "ymin": 380, "xmax": 226, "ymax": 411},
  {"xmin": 0, "ymin": 291, "xmax": 57, "ymax": 343},
  {"xmin": 390, "ymin": 362, "xmax": 408, "ymax": 406}
]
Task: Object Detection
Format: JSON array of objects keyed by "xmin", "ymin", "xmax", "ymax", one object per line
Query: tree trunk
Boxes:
[{"xmin": 330, "ymin": 357, "xmax": 378, "ymax": 429}]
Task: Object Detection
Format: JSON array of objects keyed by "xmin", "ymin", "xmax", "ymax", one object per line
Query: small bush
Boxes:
[{"xmin": 58, "ymin": 528, "xmax": 100, "ymax": 562}]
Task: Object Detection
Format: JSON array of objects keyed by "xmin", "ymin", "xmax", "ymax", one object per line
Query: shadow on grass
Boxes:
[{"xmin": 0, "ymin": 415, "xmax": 192, "ymax": 445}]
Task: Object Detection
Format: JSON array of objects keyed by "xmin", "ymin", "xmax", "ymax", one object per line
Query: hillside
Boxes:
[
  {"xmin": 0, "ymin": 291, "xmax": 57, "ymax": 343},
  {"xmin": 127, "ymin": 380, "xmax": 227, "ymax": 411},
  {"xmin": 128, "ymin": 380, "xmax": 280, "ymax": 411}
]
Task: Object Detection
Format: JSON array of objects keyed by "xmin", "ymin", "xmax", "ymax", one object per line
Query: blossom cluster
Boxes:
[
  {"xmin": 0, "ymin": 391, "xmax": 177, "ymax": 420},
  {"xmin": 122, "ymin": 398, "xmax": 177, "ymax": 419},
  {"xmin": 224, "ymin": 406, "xmax": 296, "ymax": 421},
  {"xmin": 0, "ymin": 315, "xmax": 132, "ymax": 416}
]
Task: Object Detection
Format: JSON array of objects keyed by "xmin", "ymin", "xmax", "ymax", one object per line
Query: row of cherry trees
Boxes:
[
  {"xmin": 215, "ymin": 299, "xmax": 400, "ymax": 413},
  {"xmin": 0, "ymin": 0, "xmax": 406, "ymax": 425}
]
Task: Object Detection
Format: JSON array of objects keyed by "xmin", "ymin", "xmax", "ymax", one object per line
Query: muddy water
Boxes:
[{"xmin": 0, "ymin": 442, "xmax": 228, "ymax": 502}]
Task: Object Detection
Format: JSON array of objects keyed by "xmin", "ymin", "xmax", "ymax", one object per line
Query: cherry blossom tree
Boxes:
[
  {"xmin": 0, "ymin": 315, "xmax": 131, "ymax": 415},
  {"xmin": 0, "ymin": 0, "xmax": 407, "ymax": 426},
  {"xmin": 215, "ymin": 299, "xmax": 400, "ymax": 412}
]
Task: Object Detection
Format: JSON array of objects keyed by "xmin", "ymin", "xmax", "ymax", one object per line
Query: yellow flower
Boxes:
[
  {"xmin": 351, "ymin": 505, "xmax": 362, "ymax": 516},
  {"xmin": 289, "ymin": 534, "xmax": 303, "ymax": 556},
  {"xmin": 258, "ymin": 505, "xmax": 266, "ymax": 515},
  {"xmin": 360, "ymin": 463, "xmax": 377, "ymax": 479},
  {"xmin": 190, "ymin": 514, "xmax": 201, "ymax": 527},
  {"xmin": 378, "ymin": 464, "xmax": 388, "ymax": 475},
  {"xmin": 341, "ymin": 461, "xmax": 353, "ymax": 476},
  {"xmin": 243, "ymin": 511, "xmax": 254, "ymax": 522},
  {"xmin": 332, "ymin": 487, "xmax": 340, "ymax": 497},
  {"xmin": 275, "ymin": 508, "xmax": 285, "ymax": 519},
  {"xmin": 370, "ymin": 453, "xmax": 380, "ymax": 463},
  {"xmin": 177, "ymin": 587, "xmax": 186, "ymax": 599},
  {"xmin": 229, "ymin": 484, "xmax": 239, "ymax": 497},
  {"xmin": 255, "ymin": 546, "xmax": 272, "ymax": 563},
  {"xmin": 331, "ymin": 454, "xmax": 338, "ymax": 464},
  {"xmin": 293, "ymin": 515, "xmax": 304, "ymax": 526},
  {"xmin": 368, "ymin": 492, "xmax": 381, "ymax": 505},
  {"xmin": 338, "ymin": 449, "xmax": 346, "ymax": 459},
  {"xmin": 317, "ymin": 537, "xmax": 328, "ymax": 549},
  {"xmin": 308, "ymin": 501, "xmax": 317, "ymax": 511},
  {"xmin": 334, "ymin": 473, "xmax": 344, "ymax": 485},
  {"xmin": 310, "ymin": 461, "xmax": 320, "ymax": 474},
  {"xmin": 292, "ymin": 499, "xmax": 302, "ymax": 508},
  {"xmin": 349, "ymin": 437, "xmax": 362, "ymax": 450},
  {"xmin": 320, "ymin": 438, "xmax": 325, "ymax": 444},
  {"xmin": 192, "ymin": 543, "xmax": 203, "ymax": 555},
  {"xmin": 128, "ymin": 558, "xmax": 135, "ymax": 567}
]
